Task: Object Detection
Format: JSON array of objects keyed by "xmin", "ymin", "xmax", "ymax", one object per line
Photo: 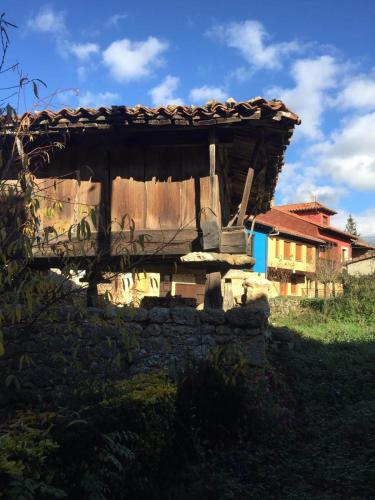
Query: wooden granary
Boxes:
[{"xmin": 1, "ymin": 97, "xmax": 299, "ymax": 307}]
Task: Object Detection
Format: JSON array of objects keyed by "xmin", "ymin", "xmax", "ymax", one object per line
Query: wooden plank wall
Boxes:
[
  {"xmin": 35, "ymin": 145, "xmax": 103, "ymax": 239},
  {"xmin": 110, "ymin": 143, "xmax": 220, "ymax": 234},
  {"xmin": 32, "ymin": 137, "xmax": 224, "ymax": 256}
]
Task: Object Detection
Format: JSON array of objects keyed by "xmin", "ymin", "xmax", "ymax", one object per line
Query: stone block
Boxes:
[
  {"xmin": 199, "ymin": 324, "xmax": 216, "ymax": 335},
  {"xmin": 234, "ymin": 327, "xmax": 262, "ymax": 337},
  {"xmin": 144, "ymin": 324, "xmax": 162, "ymax": 337},
  {"xmin": 170, "ymin": 307, "xmax": 199, "ymax": 325},
  {"xmin": 198, "ymin": 308, "xmax": 225, "ymax": 325},
  {"xmin": 122, "ymin": 307, "xmax": 148, "ymax": 322},
  {"xmin": 148, "ymin": 307, "xmax": 170, "ymax": 323},
  {"xmin": 225, "ymin": 300, "xmax": 269, "ymax": 328},
  {"xmin": 216, "ymin": 325, "xmax": 233, "ymax": 336}
]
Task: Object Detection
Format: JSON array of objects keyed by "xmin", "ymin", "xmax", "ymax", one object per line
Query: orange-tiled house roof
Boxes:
[
  {"xmin": 256, "ymin": 208, "xmax": 325, "ymax": 244},
  {"xmin": 277, "ymin": 201, "xmax": 337, "ymax": 216}
]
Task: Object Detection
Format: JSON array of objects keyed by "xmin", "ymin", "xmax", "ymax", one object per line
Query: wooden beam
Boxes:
[
  {"xmin": 209, "ymin": 128, "xmax": 216, "ymax": 210},
  {"xmin": 230, "ymin": 132, "xmax": 264, "ymax": 227},
  {"xmin": 200, "ymin": 128, "xmax": 220, "ymax": 250},
  {"xmin": 237, "ymin": 166, "xmax": 255, "ymax": 226}
]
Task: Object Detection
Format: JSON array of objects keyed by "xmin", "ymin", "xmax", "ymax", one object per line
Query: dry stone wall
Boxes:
[{"xmin": 0, "ymin": 300, "xmax": 269, "ymax": 407}]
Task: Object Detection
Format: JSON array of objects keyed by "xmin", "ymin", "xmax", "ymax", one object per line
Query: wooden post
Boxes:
[
  {"xmin": 86, "ymin": 271, "xmax": 99, "ymax": 307},
  {"xmin": 204, "ymin": 271, "xmax": 223, "ymax": 309},
  {"xmin": 229, "ymin": 136, "xmax": 263, "ymax": 227},
  {"xmin": 237, "ymin": 167, "xmax": 255, "ymax": 226},
  {"xmin": 201, "ymin": 129, "xmax": 220, "ymax": 250},
  {"xmin": 209, "ymin": 128, "xmax": 216, "ymax": 210}
]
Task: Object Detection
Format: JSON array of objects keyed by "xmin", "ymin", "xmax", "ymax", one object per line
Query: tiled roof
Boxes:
[
  {"xmin": 347, "ymin": 252, "xmax": 375, "ymax": 264},
  {"xmin": 352, "ymin": 238, "xmax": 375, "ymax": 250},
  {"xmin": 256, "ymin": 208, "xmax": 325, "ymax": 244},
  {"xmin": 277, "ymin": 201, "xmax": 337, "ymax": 215},
  {"xmin": 4, "ymin": 97, "xmax": 300, "ymax": 131},
  {"xmin": 274, "ymin": 204, "xmax": 354, "ymax": 239}
]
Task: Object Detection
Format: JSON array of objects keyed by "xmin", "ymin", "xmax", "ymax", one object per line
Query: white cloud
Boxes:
[
  {"xmin": 69, "ymin": 42, "xmax": 99, "ymax": 61},
  {"xmin": 208, "ymin": 20, "xmax": 301, "ymax": 70},
  {"xmin": 189, "ymin": 85, "xmax": 227, "ymax": 104},
  {"xmin": 314, "ymin": 112, "xmax": 375, "ymax": 190},
  {"xmin": 276, "ymin": 162, "xmax": 345, "ymax": 207},
  {"xmin": 106, "ymin": 13, "xmax": 128, "ymax": 27},
  {"xmin": 268, "ymin": 56, "xmax": 339, "ymax": 139},
  {"xmin": 337, "ymin": 75, "xmax": 375, "ymax": 109},
  {"xmin": 103, "ymin": 37, "xmax": 168, "ymax": 82},
  {"xmin": 77, "ymin": 91, "xmax": 120, "ymax": 108},
  {"xmin": 27, "ymin": 6, "xmax": 66, "ymax": 35},
  {"xmin": 149, "ymin": 75, "xmax": 183, "ymax": 106}
]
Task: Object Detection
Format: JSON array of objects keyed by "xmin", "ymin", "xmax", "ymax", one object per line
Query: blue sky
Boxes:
[{"xmin": 4, "ymin": 0, "xmax": 375, "ymax": 239}]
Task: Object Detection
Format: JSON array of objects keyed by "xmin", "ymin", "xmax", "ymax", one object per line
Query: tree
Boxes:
[
  {"xmin": 345, "ymin": 214, "xmax": 359, "ymax": 237},
  {"xmin": 314, "ymin": 254, "xmax": 342, "ymax": 298}
]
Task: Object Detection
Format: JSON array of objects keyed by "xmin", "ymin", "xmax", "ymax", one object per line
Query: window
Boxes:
[
  {"xmin": 275, "ymin": 239, "xmax": 280, "ymax": 258},
  {"xmin": 296, "ymin": 243, "xmax": 303, "ymax": 261},
  {"xmin": 307, "ymin": 246, "xmax": 314, "ymax": 263},
  {"xmin": 322, "ymin": 215, "xmax": 328, "ymax": 225},
  {"xmin": 284, "ymin": 241, "xmax": 291, "ymax": 260},
  {"xmin": 341, "ymin": 247, "xmax": 348, "ymax": 262}
]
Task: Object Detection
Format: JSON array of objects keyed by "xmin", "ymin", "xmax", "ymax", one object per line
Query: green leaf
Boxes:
[{"xmin": 90, "ymin": 208, "xmax": 98, "ymax": 230}]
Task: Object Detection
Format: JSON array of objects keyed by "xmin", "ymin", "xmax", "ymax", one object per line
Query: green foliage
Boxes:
[
  {"xmin": 176, "ymin": 347, "xmax": 266, "ymax": 446},
  {"xmin": 0, "ymin": 414, "xmax": 65, "ymax": 499},
  {"xmin": 299, "ymin": 273, "xmax": 375, "ymax": 323}
]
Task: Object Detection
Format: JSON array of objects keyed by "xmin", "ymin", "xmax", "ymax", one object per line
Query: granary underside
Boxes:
[{"xmin": 1, "ymin": 98, "xmax": 299, "ymax": 306}]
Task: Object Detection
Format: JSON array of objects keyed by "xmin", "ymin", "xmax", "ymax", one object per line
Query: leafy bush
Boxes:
[
  {"xmin": 298, "ymin": 273, "xmax": 375, "ymax": 324},
  {"xmin": 176, "ymin": 347, "xmax": 266, "ymax": 447},
  {"xmin": 0, "ymin": 372, "xmax": 177, "ymax": 499}
]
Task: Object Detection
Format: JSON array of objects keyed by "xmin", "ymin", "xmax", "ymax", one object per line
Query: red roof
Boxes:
[
  {"xmin": 256, "ymin": 208, "xmax": 325, "ymax": 244},
  {"xmin": 277, "ymin": 201, "xmax": 337, "ymax": 216},
  {"xmin": 275, "ymin": 203, "xmax": 355, "ymax": 240}
]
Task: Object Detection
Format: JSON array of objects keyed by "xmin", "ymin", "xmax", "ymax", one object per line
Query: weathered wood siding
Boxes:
[{"xmin": 33, "ymin": 138, "xmax": 223, "ymax": 256}]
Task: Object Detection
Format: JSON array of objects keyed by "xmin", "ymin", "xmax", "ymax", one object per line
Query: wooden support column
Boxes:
[
  {"xmin": 204, "ymin": 270, "xmax": 223, "ymax": 309},
  {"xmin": 201, "ymin": 129, "xmax": 220, "ymax": 250},
  {"xmin": 209, "ymin": 128, "xmax": 216, "ymax": 210},
  {"xmin": 237, "ymin": 167, "xmax": 255, "ymax": 226}
]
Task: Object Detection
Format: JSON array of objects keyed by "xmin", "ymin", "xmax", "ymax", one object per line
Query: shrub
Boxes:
[
  {"xmin": 0, "ymin": 372, "xmax": 177, "ymax": 500},
  {"xmin": 176, "ymin": 347, "xmax": 265, "ymax": 447}
]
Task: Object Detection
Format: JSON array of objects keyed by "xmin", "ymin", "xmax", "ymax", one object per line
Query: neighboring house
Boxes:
[
  {"xmin": 277, "ymin": 202, "xmax": 353, "ymax": 264},
  {"xmin": 256, "ymin": 208, "xmax": 323, "ymax": 296},
  {"xmin": 351, "ymin": 238, "xmax": 375, "ymax": 259},
  {"xmin": 346, "ymin": 253, "xmax": 375, "ymax": 276},
  {"xmin": 248, "ymin": 221, "xmax": 273, "ymax": 276},
  {"xmin": 255, "ymin": 201, "xmax": 374, "ymax": 297}
]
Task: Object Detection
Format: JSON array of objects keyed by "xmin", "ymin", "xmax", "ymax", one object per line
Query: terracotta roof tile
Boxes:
[
  {"xmin": 277, "ymin": 201, "xmax": 337, "ymax": 215},
  {"xmin": 2, "ymin": 97, "xmax": 300, "ymax": 130},
  {"xmin": 256, "ymin": 208, "xmax": 325, "ymax": 244}
]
